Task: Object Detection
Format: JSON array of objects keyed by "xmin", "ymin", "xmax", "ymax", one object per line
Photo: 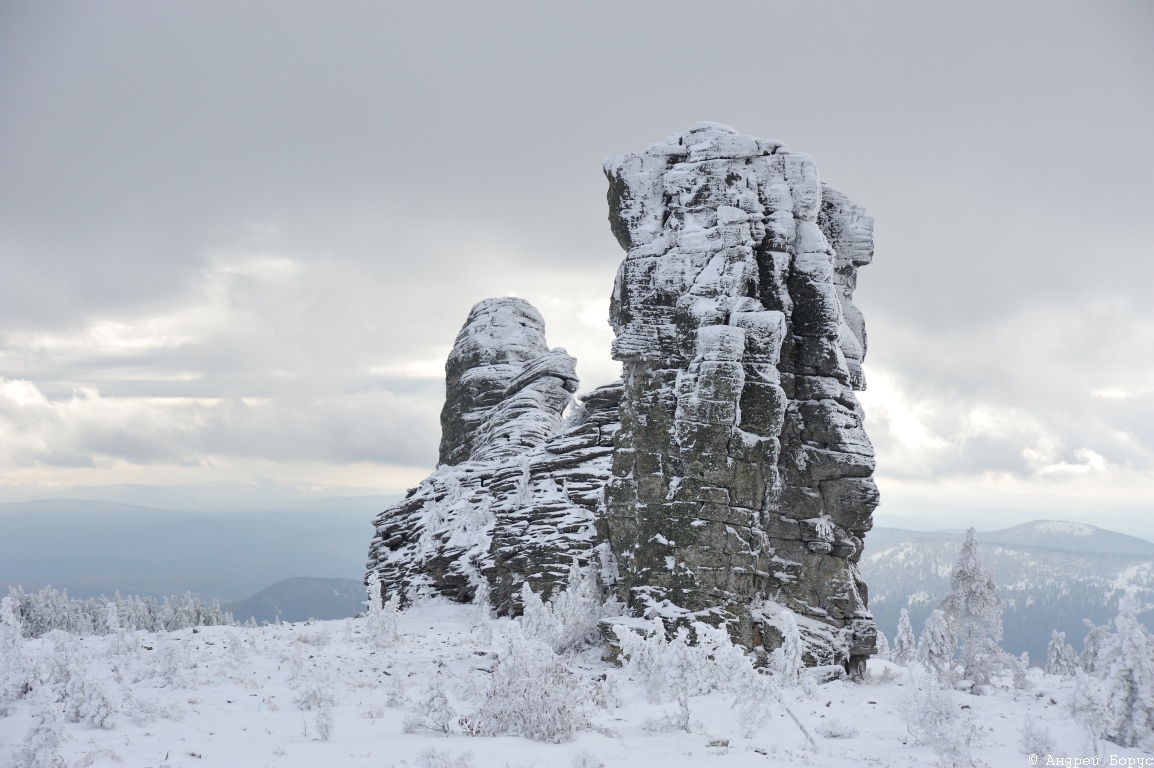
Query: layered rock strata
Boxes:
[
  {"xmin": 601, "ymin": 122, "xmax": 876, "ymax": 669},
  {"xmin": 366, "ymin": 297, "xmax": 620, "ymax": 611},
  {"xmin": 367, "ymin": 123, "xmax": 878, "ymax": 671}
]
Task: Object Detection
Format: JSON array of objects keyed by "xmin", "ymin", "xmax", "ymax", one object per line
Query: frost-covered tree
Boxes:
[
  {"xmin": 1080, "ymin": 619, "xmax": 1112, "ymax": 675},
  {"xmin": 1098, "ymin": 597, "xmax": 1154, "ymax": 750},
  {"xmin": 939, "ymin": 527, "xmax": 1003, "ymax": 685},
  {"xmin": 1, "ymin": 596, "xmax": 29, "ymax": 715},
  {"xmin": 1045, "ymin": 630, "xmax": 1079, "ymax": 677},
  {"xmin": 365, "ymin": 570, "xmax": 399, "ymax": 648},
  {"xmin": 13, "ymin": 686, "xmax": 66, "ymax": 768},
  {"xmin": 918, "ymin": 609, "xmax": 956, "ymax": 682},
  {"xmin": 893, "ymin": 608, "xmax": 917, "ymax": 667},
  {"xmin": 472, "ymin": 578, "xmax": 493, "ymax": 646},
  {"xmin": 1071, "ymin": 669, "xmax": 1109, "ymax": 752},
  {"xmin": 771, "ymin": 609, "xmax": 804, "ymax": 687}
]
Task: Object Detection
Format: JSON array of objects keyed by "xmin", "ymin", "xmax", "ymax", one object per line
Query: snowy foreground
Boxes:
[{"xmin": 2, "ymin": 599, "xmax": 1152, "ymax": 768}]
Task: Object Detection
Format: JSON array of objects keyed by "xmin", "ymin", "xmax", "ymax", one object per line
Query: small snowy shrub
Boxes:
[
  {"xmin": 403, "ymin": 673, "xmax": 456, "ymax": 734},
  {"xmin": 314, "ymin": 707, "xmax": 334, "ymax": 741},
  {"xmin": 475, "ymin": 629, "xmax": 587, "ymax": 742},
  {"xmin": 816, "ymin": 718, "xmax": 859, "ymax": 739},
  {"xmin": 571, "ymin": 749, "xmax": 605, "ymax": 768},
  {"xmin": 122, "ymin": 691, "xmax": 185, "ymax": 724},
  {"xmin": 520, "ymin": 560, "xmax": 619, "ymax": 654},
  {"xmin": 770, "ymin": 609, "xmax": 804, "ymax": 687},
  {"xmin": 63, "ymin": 670, "xmax": 117, "ymax": 729},
  {"xmin": 1020, "ymin": 716, "xmax": 1053, "ymax": 757},
  {"xmin": 293, "ymin": 678, "xmax": 338, "ymax": 711},
  {"xmin": 614, "ymin": 620, "xmax": 749, "ymax": 733},
  {"xmin": 897, "ymin": 669, "xmax": 975, "ymax": 767},
  {"xmin": 414, "ymin": 747, "xmax": 474, "ymax": 768}
]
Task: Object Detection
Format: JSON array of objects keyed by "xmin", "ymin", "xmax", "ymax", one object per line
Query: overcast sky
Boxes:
[{"xmin": 1, "ymin": 1, "xmax": 1152, "ymax": 531}]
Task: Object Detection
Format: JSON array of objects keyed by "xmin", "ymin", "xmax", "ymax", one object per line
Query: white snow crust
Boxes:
[{"xmin": 4, "ymin": 599, "xmax": 1151, "ymax": 768}]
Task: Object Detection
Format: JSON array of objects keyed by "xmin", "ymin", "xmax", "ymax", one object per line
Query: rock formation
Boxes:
[
  {"xmin": 601, "ymin": 122, "xmax": 876, "ymax": 670},
  {"xmin": 367, "ymin": 123, "xmax": 878, "ymax": 671},
  {"xmin": 366, "ymin": 297, "xmax": 620, "ymax": 612}
]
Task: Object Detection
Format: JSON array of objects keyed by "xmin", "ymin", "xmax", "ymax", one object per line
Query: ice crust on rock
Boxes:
[{"xmin": 367, "ymin": 124, "xmax": 878, "ymax": 671}]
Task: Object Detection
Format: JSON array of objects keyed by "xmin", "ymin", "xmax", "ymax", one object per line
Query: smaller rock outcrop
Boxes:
[{"xmin": 367, "ymin": 297, "xmax": 619, "ymax": 611}]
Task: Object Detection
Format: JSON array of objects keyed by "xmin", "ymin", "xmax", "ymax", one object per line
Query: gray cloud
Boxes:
[{"xmin": 1, "ymin": 1, "xmax": 1151, "ymax": 498}]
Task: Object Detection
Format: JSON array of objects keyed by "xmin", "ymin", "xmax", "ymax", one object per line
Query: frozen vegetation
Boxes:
[{"xmin": 3, "ymin": 567, "xmax": 1154, "ymax": 768}]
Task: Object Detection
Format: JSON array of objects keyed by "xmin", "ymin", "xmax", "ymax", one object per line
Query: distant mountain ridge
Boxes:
[
  {"xmin": 0, "ymin": 496, "xmax": 398, "ymax": 601},
  {"xmin": 224, "ymin": 577, "xmax": 367, "ymax": 624},
  {"xmin": 0, "ymin": 477, "xmax": 403, "ymax": 511},
  {"xmin": 860, "ymin": 520, "xmax": 1154, "ymax": 665}
]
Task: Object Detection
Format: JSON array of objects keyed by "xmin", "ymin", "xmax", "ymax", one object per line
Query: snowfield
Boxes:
[{"xmin": 2, "ymin": 598, "xmax": 1152, "ymax": 768}]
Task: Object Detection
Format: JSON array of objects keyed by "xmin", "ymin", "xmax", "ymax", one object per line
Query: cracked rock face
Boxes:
[
  {"xmin": 601, "ymin": 122, "xmax": 877, "ymax": 666},
  {"xmin": 367, "ymin": 124, "xmax": 878, "ymax": 670}
]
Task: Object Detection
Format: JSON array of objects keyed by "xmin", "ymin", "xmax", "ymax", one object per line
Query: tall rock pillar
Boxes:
[{"xmin": 601, "ymin": 122, "xmax": 877, "ymax": 668}]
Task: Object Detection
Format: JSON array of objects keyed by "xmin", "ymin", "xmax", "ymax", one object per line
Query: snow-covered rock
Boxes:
[
  {"xmin": 367, "ymin": 298, "xmax": 618, "ymax": 612},
  {"xmin": 601, "ymin": 123, "xmax": 877, "ymax": 669},
  {"xmin": 368, "ymin": 125, "xmax": 879, "ymax": 671}
]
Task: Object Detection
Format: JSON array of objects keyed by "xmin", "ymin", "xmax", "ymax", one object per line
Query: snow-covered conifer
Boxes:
[
  {"xmin": 1071, "ymin": 669, "xmax": 1109, "ymax": 751},
  {"xmin": 472, "ymin": 578, "xmax": 493, "ymax": 646},
  {"xmin": 13, "ymin": 686, "xmax": 66, "ymax": 768},
  {"xmin": 918, "ymin": 608, "xmax": 956, "ymax": 682},
  {"xmin": 1098, "ymin": 597, "xmax": 1154, "ymax": 749},
  {"xmin": 893, "ymin": 607, "xmax": 916, "ymax": 666},
  {"xmin": 1, "ymin": 596, "xmax": 29, "ymax": 715},
  {"xmin": 365, "ymin": 570, "xmax": 399, "ymax": 647},
  {"xmin": 1045, "ymin": 630, "xmax": 1078, "ymax": 677},
  {"xmin": 1080, "ymin": 619, "xmax": 1111, "ymax": 675},
  {"xmin": 771, "ymin": 609, "xmax": 803, "ymax": 687},
  {"xmin": 874, "ymin": 629, "xmax": 890, "ymax": 660},
  {"xmin": 939, "ymin": 527, "xmax": 1003, "ymax": 685}
]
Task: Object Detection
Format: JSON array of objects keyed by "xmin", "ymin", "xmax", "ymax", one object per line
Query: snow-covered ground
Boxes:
[{"xmin": 2, "ymin": 599, "xmax": 1151, "ymax": 768}]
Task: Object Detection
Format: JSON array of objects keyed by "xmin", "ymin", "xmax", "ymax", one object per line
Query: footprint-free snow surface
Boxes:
[{"xmin": 3, "ymin": 599, "xmax": 1148, "ymax": 767}]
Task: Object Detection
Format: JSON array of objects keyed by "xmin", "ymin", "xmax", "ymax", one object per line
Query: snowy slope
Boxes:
[{"xmin": 3, "ymin": 599, "xmax": 1151, "ymax": 767}]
